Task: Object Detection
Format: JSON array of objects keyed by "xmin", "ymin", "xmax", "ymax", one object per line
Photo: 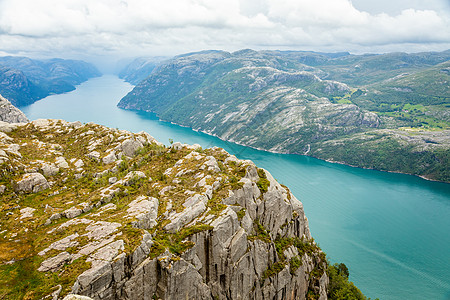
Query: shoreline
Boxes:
[{"xmin": 128, "ymin": 106, "xmax": 449, "ymax": 185}]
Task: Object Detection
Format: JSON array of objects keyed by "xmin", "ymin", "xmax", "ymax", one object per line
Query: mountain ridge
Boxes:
[
  {"xmin": 0, "ymin": 56, "xmax": 101, "ymax": 107},
  {"xmin": 118, "ymin": 49, "xmax": 450, "ymax": 182}
]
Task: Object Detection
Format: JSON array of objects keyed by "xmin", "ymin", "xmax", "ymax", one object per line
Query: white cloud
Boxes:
[{"xmin": 0, "ymin": 0, "xmax": 449, "ymax": 60}]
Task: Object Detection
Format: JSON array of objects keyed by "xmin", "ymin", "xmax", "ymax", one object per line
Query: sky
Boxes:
[{"xmin": 0, "ymin": 0, "xmax": 449, "ymax": 68}]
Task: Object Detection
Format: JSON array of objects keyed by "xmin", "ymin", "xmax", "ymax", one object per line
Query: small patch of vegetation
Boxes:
[
  {"xmin": 327, "ymin": 263, "xmax": 375, "ymax": 300},
  {"xmin": 260, "ymin": 261, "xmax": 287, "ymax": 285},
  {"xmin": 247, "ymin": 219, "xmax": 271, "ymax": 243},
  {"xmin": 256, "ymin": 168, "xmax": 270, "ymax": 194},
  {"xmin": 280, "ymin": 184, "xmax": 292, "ymax": 200},
  {"xmin": 120, "ymin": 224, "xmax": 144, "ymax": 253},
  {"xmin": 149, "ymin": 224, "xmax": 213, "ymax": 258},
  {"xmin": 289, "ymin": 256, "xmax": 302, "ymax": 275},
  {"xmin": 236, "ymin": 207, "xmax": 246, "ymax": 221},
  {"xmin": 229, "ymin": 175, "xmax": 244, "ymax": 190}
]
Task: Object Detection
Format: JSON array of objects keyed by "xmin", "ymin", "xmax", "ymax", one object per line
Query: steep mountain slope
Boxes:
[
  {"xmin": 0, "ymin": 119, "xmax": 350, "ymax": 299},
  {"xmin": 0, "ymin": 57, "xmax": 101, "ymax": 107},
  {"xmin": 0, "ymin": 94, "xmax": 29, "ymax": 123},
  {"xmin": 119, "ymin": 50, "xmax": 377, "ymax": 148},
  {"xmin": 118, "ymin": 57, "xmax": 167, "ymax": 84},
  {"xmin": 118, "ymin": 50, "xmax": 450, "ymax": 182},
  {"xmin": 0, "ymin": 66, "xmax": 45, "ymax": 106}
]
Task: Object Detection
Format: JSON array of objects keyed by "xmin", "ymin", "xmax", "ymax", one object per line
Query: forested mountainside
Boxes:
[
  {"xmin": 118, "ymin": 50, "xmax": 450, "ymax": 182},
  {"xmin": 0, "ymin": 56, "xmax": 100, "ymax": 107}
]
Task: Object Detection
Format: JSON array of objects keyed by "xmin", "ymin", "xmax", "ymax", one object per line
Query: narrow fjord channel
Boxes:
[{"xmin": 20, "ymin": 75, "xmax": 450, "ymax": 300}]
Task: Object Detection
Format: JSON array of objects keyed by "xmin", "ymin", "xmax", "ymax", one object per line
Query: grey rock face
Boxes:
[
  {"xmin": 64, "ymin": 207, "xmax": 83, "ymax": 219},
  {"xmin": 127, "ymin": 196, "xmax": 159, "ymax": 229},
  {"xmin": 70, "ymin": 164, "xmax": 326, "ymax": 300},
  {"xmin": 38, "ymin": 251, "xmax": 72, "ymax": 272},
  {"xmin": 165, "ymin": 194, "xmax": 208, "ymax": 232},
  {"xmin": 63, "ymin": 295, "xmax": 94, "ymax": 300},
  {"xmin": 0, "ymin": 94, "xmax": 29, "ymax": 123}
]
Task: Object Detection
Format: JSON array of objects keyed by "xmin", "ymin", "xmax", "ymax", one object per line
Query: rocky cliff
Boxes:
[
  {"xmin": 0, "ymin": 119, "xmax": 329, "ymax": 299},
  {"xmin": 0, "ymin": 94, "xmax": 29, "ymax": 123}
]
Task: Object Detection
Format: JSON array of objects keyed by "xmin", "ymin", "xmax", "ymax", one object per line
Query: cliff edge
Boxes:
[
  {"xmin": 0, "ymin": 119, "xmax": 328, "ymax": 299},
  {"xmin": 0, "ymin": 93, "xmax": 29, "ymax": 123}
]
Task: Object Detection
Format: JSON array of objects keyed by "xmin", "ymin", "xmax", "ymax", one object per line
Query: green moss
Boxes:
[{"xmin": 0, "ymin": 253, "xmax": 91, "ymax": 300}]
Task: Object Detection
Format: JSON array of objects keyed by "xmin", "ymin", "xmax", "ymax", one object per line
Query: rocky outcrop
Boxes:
[
  {"xmin": 0, "ymin": 93, "xmax": 29, "ymax": 123},
  {"xmin": 14, "ymin": 172, "xmax": 50, "ymax": 193},
  {"xmin": 0, "ymin": 119, "xmax": 328, "ymax": 299}
]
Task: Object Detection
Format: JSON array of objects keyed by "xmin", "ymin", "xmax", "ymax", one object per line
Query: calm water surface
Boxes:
[{"xmin": 20, "ymin": 75, "xmax": 450, "ymax": 300}]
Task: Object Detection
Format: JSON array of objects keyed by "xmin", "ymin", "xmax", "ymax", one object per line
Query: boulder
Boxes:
[
  {"xmin": 19, "ymin": 207, "xmax": 36, "ymax": 219},
  {"xmin": 120, "ymin": 138, "xmax": 143, "ymax": 157},
  {"xmin": 64, "ymin": 207, "xmax": 83, "ymax": 219},
  {"xmin": 74, "ymin": 159, "xmax": 84, "ymax": 168},
  {"xmin": 127, "ymin": 196, "xmax": 159, "ymax": 229},
  {"xmin": 202, "ymin": 156, "xmax": 221, "ymax": 173},
  {"xmin": 102, "ymin": 152, "xmax": 117, "ymax": 164},
  {"xmin": 55, "ymin": 156, "xmax": 69, "ymax": 168},
  {"xmin": 14, "ymin": 172, "xmax": 50, "ymax": 193},
  {"xmin": 86, "ymin": 151, "xmax": 100, "ymax": 162},
  {"xmin": 41, "ymin": 162, "xmax": 59, "ymax": 176},
  {"xmin": 123, "ymin": 171, "xmax": 146, "ymax": 186},
  {"xmin": 171, "ymin": 142, "xmax": 183, "ymax": 150}
]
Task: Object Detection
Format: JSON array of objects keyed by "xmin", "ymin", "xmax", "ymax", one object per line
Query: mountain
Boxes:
[
  {"xmin": 118, "ymin": 56, "xmax": 168, "ymax": 84},
  {"xmin": 0, "ymin": 56, "xmax": 101, "ymax": 107},
  {"xmin": 118, "ymin": 49, "xmax": 450, "ymax": 182},
  {"xmin": 0, "ymin": 119, "xmax": 366, "ymax": 299},
  {"xmin": 0, "ymin": 93, "xmax": 29, "ymax": 123}
]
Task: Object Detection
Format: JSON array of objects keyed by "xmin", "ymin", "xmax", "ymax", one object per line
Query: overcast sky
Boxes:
[{"xmin": 0, "ymin": 0, "xmax": 449, "ymax": 67}]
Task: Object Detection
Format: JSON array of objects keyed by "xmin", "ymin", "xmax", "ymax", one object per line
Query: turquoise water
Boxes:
[{"xmin": 20, "ymin": 75, "xmax": 450, "ymax": 300}]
